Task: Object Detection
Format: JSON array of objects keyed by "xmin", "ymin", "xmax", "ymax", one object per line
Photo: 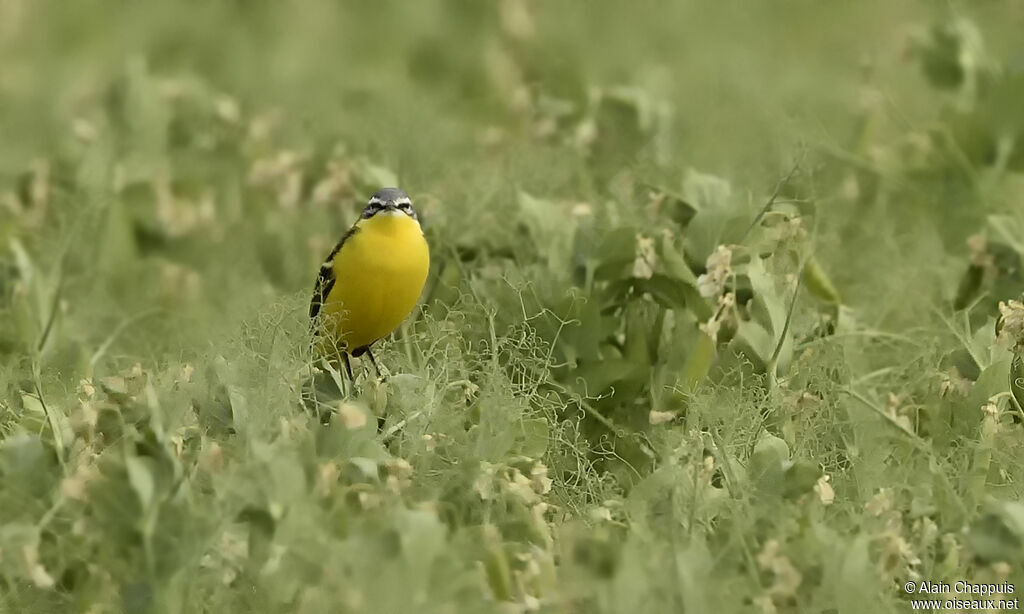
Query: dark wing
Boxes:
[
  {"xmin": 309, "ymin": 226, "xmax": 359, "ymax": 320},
  {"xmin": 309, "ymin": 264, "xmax": 336, "ymax": 320}
]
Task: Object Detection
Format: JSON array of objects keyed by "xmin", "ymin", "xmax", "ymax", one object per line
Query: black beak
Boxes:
[{"xmin": 383, "ymin": 202, "xmax": 399, "ymax": 210}]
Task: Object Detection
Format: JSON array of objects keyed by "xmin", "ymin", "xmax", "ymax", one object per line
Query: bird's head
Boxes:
[{"xmin": 361, "ymin": 187, "xmax": 417, "ymax": 220}]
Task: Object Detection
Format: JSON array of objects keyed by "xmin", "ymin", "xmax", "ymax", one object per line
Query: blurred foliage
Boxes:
[{"xmin": 2, "ymin": 1, "xmax": 1024, "ymax": 613}]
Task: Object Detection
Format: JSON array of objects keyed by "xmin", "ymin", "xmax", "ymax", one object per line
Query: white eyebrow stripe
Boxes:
[{"xmin": 367, "ymin": 196, "xmax": 412, "ymax": 206}]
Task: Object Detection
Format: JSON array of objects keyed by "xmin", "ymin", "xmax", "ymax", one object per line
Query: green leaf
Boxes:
[
  {"xmin": 0, "ymin": 433, "xmax": 54, "ymax": 500},
  {"xmin": 126, "ymin": 455, "xmax": 156, "ymax": 511},
  {"xmin": 912, "ymin": 21, "xmax": 976, "ymax": 91},
  {"xmin": 518, "ymin": 190, "xmax": 576, "ymax": 269},
  {"xmin": 965, "ymin": 359, "xmax": 1010, "ymax": 420},
  {"xmin": 482, "ymin": 529, "xmax": 514, "ymax": 601},
  {"xmin": 730, "ymin": 320, "xmax": 773, "ymax": 371},
  {"xmin": 659, "ymin": 233, "xmax": 699, "ymax": 286},
  {"xmin": 967, "ymin": 501, "xmax": 1024, "ymax": 564},
  {"xmin": 803, "ymin": 257, "xmax": 841, "ymax": 305},
  {"xmin": 681, "ymin": 169, "xmax": 737, "ymax": 263},
  {"xmin": 622, "ymin": 301, "xmax": 652, "ymax": 364},
  {"xmin": 742, "ymin": 257, "xmax": 793, "ymax": 372},
  {"xmin": 347, "ymin": 457, "xmax": 381, "ymax": 483},
  {"xmin": 633, "ymin": 274, "xmax": 690, "ymax": 310},
  {"xmin": 745, "ymin": 257, "xmax": 786, "ymax": 335},
  {"xmin": 239, "ymin": 506, "xmax": 276, "ymax": 568},
  {"xmin": 1011, "ymin": 354, "xmax": 1024, "ymax": 415},
  {"xmin": 212, "ymin": 356, "xmax": 248, "ymax": 436},
  {"xmin": 782, "ymin": 459, "xmax": 823, "ymax": 500},
  {"xmin": 749, "ymin": 432, "xmax": 789, "ymax": 494},
  {"xmin": 658, "ymin": 235, "xmax": 711, "ymax": 319},
  {"xmin": 679, "ymin": 332, "xmax": 716, "ymax": 394},
  {"xmin": 519, "ymin": 417, "xmax": 549, "ymax": 458},
  {"xmin": 682, "ymin": 168, "xmax": 732, "ymax": 213},
  {"xmin": 954, "ymin": 264, "xmax": 985, "ymax": 311},
  {"xmin": 0, "ymin": 523, "xmax": 43, "ymax": 583},
  {"xmin": 593, "ymin": 227, "xmax": 637, "ymax": 281},
  {"xmin": 836, "ymin": 537, "xmax": 882, "ymax": 614},
  {"xmin": 269, "ymin": 449, "xmax": 307, "ymax": 503},
  {"xmin": 573, "ymin": 358, "xmax": 646, "ymax": 401},
  {"xmin": 475, "ymin": 385, "xmax": 527, "ymax": 461},
  {"xmin": 988, "ymin": 214, "xmax": 1024, "ymax": 255},
  {"xmin": 397, "ymin": 509, "xmax": 447, "ymax": 585},
  {"xmin": 965, "ymin": 317, "xmax": 1010, "ymax": 371}
]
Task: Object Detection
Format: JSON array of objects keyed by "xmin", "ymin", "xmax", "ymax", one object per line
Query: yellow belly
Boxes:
[{"xmin": 320, "ymin": 213, "xmax": 429, "ymax": 353}]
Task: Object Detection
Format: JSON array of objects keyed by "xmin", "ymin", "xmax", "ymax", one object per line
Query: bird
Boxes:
[{"xmin": 309, "ymin": 187, "xmax": 430, "ymax": 387}]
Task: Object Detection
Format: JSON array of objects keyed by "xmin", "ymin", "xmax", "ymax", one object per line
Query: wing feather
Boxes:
[{"xmin": 309, "ymin": 226, "xmax": 359, "ymax": 320}]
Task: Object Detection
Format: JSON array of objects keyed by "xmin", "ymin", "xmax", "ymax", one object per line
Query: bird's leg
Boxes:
[
  {"xmin": 364, "ymin": 348, "xmax": 385, "ymax": 381},
  {"xmin": 361, "ymin": 349, "xmax": 387, "ymax": 433},
  {"xmin": 342, "ymin": 352, "xmax": 355, "ymax": 393}
]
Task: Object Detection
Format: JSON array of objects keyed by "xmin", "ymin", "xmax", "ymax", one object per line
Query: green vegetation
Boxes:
[{"xmin": 2, "ymin": 2, "xmax": 1024, "ymax": 612}]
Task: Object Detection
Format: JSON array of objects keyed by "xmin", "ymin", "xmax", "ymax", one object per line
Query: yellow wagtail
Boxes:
[{"xmin": 309, "ymin": 187, "xmax": 430, "ymax": 384}]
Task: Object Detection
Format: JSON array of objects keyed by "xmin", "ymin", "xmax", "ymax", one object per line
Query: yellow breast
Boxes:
[{"xmin": 320, "ymin": 212, "xmax": 429, "ymax": 353}]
